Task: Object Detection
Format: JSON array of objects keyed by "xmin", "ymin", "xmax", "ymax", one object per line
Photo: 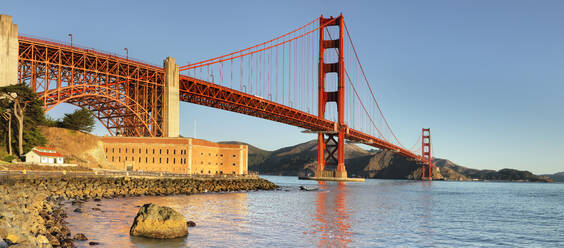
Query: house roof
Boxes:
[{"xmin": 31, "ymin": 147, "xmax": 64, "ymax": 158}]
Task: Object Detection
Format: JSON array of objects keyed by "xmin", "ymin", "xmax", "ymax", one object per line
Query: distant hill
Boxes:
[
  {"xmin": 229, "ymin": 139, "xmax": 552, "ymax": 182},
  {"xmin": 218, "ymin": 141, "xmax": 272, "ymax": 167},
  {"xmin": 236, "ymin": 139, "xmax": 443, "ymax": 179},
  {"xmin": 541, "ymin": 172, "xmax": 564, "ymax": 182},
  {"xmin": 435, "ymin": 158, "xmax": 552, "ymax": 182}
]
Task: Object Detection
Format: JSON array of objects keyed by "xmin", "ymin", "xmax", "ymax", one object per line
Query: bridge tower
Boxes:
[
  {"xmin": 421, "ymin": 128, "xmax": 432, "ymax": 180},
  {"xmin": 163, "ymin": 57, "xmax": 180, "ymax": 137},
  {"xmin": 317, "ymin": 15, "xmax": 347, "ymax": 179},
  {"xmin": 0, "ymin": 15, "xmax": 18, "ymax": 87}
]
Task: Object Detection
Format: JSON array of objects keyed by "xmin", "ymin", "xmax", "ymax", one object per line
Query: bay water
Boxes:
[{"xmin": 64, "ymin": 176, "xmax": 564, "ymax": 247}]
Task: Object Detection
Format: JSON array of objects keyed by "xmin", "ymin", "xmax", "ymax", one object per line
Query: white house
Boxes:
[{"xmin": 25, "ymin": 147, "xmax": 64, "ymax": 164}]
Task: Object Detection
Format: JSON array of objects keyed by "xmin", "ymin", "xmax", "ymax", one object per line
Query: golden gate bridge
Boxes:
[{"xmin": 11, "ymin": 14, "xmax": 434, "ymax": 180}]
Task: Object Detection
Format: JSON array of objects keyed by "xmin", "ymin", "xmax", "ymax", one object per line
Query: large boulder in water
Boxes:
[{"xmin": 130, "ymin": 203, "xmax": 188, "ymax": 239}]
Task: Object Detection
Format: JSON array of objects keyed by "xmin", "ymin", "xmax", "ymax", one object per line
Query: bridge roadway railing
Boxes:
[
  {"xmin": 0, "ymin": 169, "xmax": 259, "ymax": 180},
  {"xmin": 19, "ymin": 34, "xmax": 163, "ymax": 70}
]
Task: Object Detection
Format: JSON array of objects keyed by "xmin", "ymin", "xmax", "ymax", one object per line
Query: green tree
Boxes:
[
  {"xmin": 61, "ymin": 108, "xmax": 95, "ymax": 132},
  {"xmin": 0, "ymin": 84, "xmax": 47, "ymax": 157}
]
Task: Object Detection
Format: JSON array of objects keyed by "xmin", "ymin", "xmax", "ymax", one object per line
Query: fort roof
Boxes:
[{"xmin": 99, "ymin": 136, "xmax": 243, "ymax": 149}]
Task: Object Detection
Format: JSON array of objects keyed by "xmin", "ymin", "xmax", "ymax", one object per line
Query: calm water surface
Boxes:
[{"xmin": 64, "ymin": 176, "xmax": 564, "ymax": 247}]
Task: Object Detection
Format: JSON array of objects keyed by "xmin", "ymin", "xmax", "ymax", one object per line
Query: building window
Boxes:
[
  {"xmin": 209, "ymin": 153, "xmax": 211, "ymax": 156},
  {"xmin": 233, "ymin": 163, "xmax": 236, "ymax": 166},
  {"xmin": 112, "ymin": 156, "xmax": 114, "ymax": 162},
  {"xmin": 208, "ymin": 170, "xmax": 211, "ymax": 174},
  {"xmin": 126, "ymin": 148, "xmax": 128, "ymax": 153},
  {"xmin": 132, "ymin": 148, "xmax": 134, "ymax": 154},
  {"xmin": 118, "ymin": 157, "xmax": 121, "ymax": 162},
  {"xmin": 167, "ymin": 149, "xmax": 169, "ymax": 155},
  {"xmin": 139, "ymin": 157, "xmax": 141, "ymax": 163},
  {"xmin": 112, "ymin": 148, "xmax": 114, "ymax": 153},
  {"xmin": 159, "ymin": 158, "xmax": 162, "ymax": 163},
  {"xmin": 153, "ymin": 149, "xmax": 155, "ymax": 154},
  {"xmin": 201, "ymin": 161, "xmax": 203, "ymax": 164},
  {"xmin": 145, "ymin": 157, "xmax": 148, "ymax": 163},
  {"xmin": 167, "ymin": 158, "xmax": 169, "ymax": 164},
  {"xmin": 173, "ymin": 158, "xmax": 176, "ymax": 164},
  {"xmin": 159, "ymin": 149, "xmax": 162, "ymax": 154},
  {"xmin": 233, "ymin": 154, "xmax": 236, "ymax": 158},
  {"xmin": 220, "ymin": 163, "xmax": 223, "ymax": 165},
  {"xmin": 139, "ymin": 148, "xmax": 141, "ymax": 153},
  {"xmin": 200, "ymin": 170, "xmax": 203, "ymax": 174},
  {"xmin": 201, "ymin": 152, "xmax": 203, "ymax": 155},
  {"xmin": 125, "ymin": 157, "xmax": 127, "ymax": 161},
  {"xmin": 105, "ymin": 148, "xmax": 108, "ymax": 153},
  {"xmin": 119, "ymin": 148, "xmax": 121, "ymax": 153},
  {"xmin": 146, "ymin": 148, "xmax": 148, "ymax": 154},
  {"xmin": 153, "ymin": 158, "xmax": 155, "ymax": 163},
  {"xmin": 173, "ymin": 150, "xmax": 176, "ymax": 155},
  {"xmin": 220, "ymin": 154, "xmax": 223, "ymax": 157}
]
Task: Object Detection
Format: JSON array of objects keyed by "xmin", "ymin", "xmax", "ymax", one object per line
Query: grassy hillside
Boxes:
[{"xmin": 40, "ymin": 126, "xmax": 115, "ymax": 169}]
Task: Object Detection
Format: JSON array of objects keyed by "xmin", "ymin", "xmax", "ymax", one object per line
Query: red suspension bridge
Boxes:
[{"xmin": 9, "ymin": 14, "xmax": 434, "ymax": 180}]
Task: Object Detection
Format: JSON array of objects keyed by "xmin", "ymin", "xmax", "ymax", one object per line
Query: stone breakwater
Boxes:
[{"xmin": 0, "ymin": 176, "xmax": 278, "ymax": 247}]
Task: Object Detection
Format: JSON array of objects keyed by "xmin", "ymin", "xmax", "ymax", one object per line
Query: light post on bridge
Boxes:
[
  {"xmin": 124, "ymin": 48, "xmax": 128, "ymax": 60},
  {"xmin": 68, "ymin": 33, "xmax": 72, "ymax": 48}
]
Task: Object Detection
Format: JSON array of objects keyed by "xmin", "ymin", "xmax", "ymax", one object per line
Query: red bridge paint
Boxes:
[{"xmin": 17, "ymin": 15, "xmax": 433, "ymax": 180}]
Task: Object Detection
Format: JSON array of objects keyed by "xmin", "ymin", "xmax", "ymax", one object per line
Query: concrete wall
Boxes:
[
  {"xmin": 163, "ymin": 57, "xmax": 179, "ymax": 137},
  {"xmin": 25, "ymin": 152, "xmax": 40, "ymax": 163},
  {"xmin": 0, "ymin": 15, "xmax": 18, "ymax": 86}
]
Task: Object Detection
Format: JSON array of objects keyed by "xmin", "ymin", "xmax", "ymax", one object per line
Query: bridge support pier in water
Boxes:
[
  {"xmin": 0, "ymin": 15, "xmax": 18, "ymax": 87},
  {"xmin": 421, "ymin": 128, "xmax": 432, "ymax": 180},
  {"xmin": 302, "ymin": 14, "xmax": 363, "ymax": 183}
]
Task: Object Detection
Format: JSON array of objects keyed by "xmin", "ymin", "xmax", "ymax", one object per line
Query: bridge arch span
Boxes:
[{"xmin": 39, "ymin": 84, "xmax": 156, "ymax": 137}]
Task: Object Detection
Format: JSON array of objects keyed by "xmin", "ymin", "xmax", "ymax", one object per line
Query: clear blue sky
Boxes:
[{"xmin": 4, "ymin": 0, "xmax": 564, "ymax": 174}]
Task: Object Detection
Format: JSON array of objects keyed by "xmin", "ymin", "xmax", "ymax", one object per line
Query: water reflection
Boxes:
[
  {"xmin": 416, "ymin": 181, "xmax": 433, "ymax": 246},
  {"xmin": 64, "ymin": 193, "xmax": 249, "ymax": 248},
  {"xmin": 312, "ymin": 182, "xmax": 353, "ymax": 247},
  {"xmin": 62, "ymin": 177, "xmax": 564, "ymax": 247}
]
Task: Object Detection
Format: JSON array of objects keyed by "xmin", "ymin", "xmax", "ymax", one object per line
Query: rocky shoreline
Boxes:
[{"xmin": 0, "ymin": 176, "xmax": 278, "ymax": 247}]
